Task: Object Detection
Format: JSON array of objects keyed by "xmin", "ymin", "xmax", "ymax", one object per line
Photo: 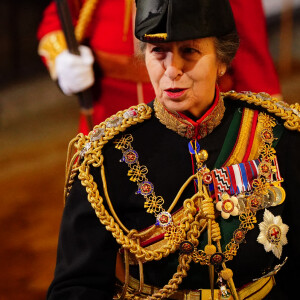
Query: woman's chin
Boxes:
[{"xmin": 158, "ymin": 98, "xmax": 184, "ymax": 112}]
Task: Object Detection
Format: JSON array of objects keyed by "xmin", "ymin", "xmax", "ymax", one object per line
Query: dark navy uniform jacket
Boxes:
[{"xmin": 47, "ymin": 98, "xmax": 300, "ymax": 299}]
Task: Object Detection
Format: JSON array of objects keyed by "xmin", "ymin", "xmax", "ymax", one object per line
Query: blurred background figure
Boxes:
[
  {"xmin": 37, "ymin": 0, "xmax": 155, "ymax": 134},
  {"xmin": 37, "ymin": 0, "xmax": 281, "ymax": 135},
  {"xmin": 219, "ymin": 0, "xmax": 282, "ymax": 99}
]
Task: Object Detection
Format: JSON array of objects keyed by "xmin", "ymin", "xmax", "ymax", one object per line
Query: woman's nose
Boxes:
[{"xmin": 164, "ymin": 53, "xmax": 183, "ymax": 80}]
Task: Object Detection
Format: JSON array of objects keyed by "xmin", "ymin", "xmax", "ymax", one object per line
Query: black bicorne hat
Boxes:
[{"xmin": 135, "ymin": 0, "xmax": 236, "ymax": 42}]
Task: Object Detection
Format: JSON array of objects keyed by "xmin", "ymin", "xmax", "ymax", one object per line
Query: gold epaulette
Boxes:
[
  {"xmin": 222, "ymin": 91, "xmax": 300, "ymax": 131},
  {"xmin": 38, "ymin": 30, "xmax": 67, "ymax": 79},
  {"xmin": 64, "ymin": 103, "xmax": 153, "ymax": 201}
]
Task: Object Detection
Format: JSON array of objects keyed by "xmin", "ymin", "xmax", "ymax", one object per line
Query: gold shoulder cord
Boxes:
[
  {"xmin": 65, "ymin": 104, "xmax": 151, "ymax": 200},
  {"xmin": 222, "ymin": 91, "xmax": 300, "ymax": 131},
  {"xmin": 64, "ymin": 104, "xmax": 206, "ymax": 299},
  {"xmin": 65, "ymin": 104, "xmax": 182, "ymax": 262}
]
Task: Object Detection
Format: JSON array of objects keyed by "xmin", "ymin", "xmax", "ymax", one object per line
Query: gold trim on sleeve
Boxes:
[{"xmin": 38, "ymin": 30, "xmax": 67, "ymax": 79}]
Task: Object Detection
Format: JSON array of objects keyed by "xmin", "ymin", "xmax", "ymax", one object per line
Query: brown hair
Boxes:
[
  {"xmin": 214, "ymin": 31, "xmax": 240, "ymax": 67},
  {"xmin": 136, "ymin": 31, "xmax": 240, "ymax": 67}
]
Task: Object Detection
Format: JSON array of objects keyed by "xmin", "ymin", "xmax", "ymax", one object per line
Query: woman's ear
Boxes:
[{"xmin": 218, "ymin": 64, "xmax": 227, "ymax": 77}]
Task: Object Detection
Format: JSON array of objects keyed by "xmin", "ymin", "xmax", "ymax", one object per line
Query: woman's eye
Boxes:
[
  {"xmin": 182, "ymin": 47, "xmax": 199, "ymax": 54},
  {"xmin": 152, "ymin": 46, "xmax": 165, "ymax": 53}
]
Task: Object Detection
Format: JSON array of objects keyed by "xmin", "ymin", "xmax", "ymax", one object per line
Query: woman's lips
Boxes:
[{"xmin": 164, "ymin": 88, "xmax": 187, "ymax": 99}]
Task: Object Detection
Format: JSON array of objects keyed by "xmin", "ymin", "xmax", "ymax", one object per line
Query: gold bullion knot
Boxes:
[
  {"xmin": 239, "ymin": 211, "xmax": 257, "ymax": 231},
  {"xmin": 165, "ymin": 225, "xmax": 185, "ymax": 245},
  {"xmin": 144, "ymin": 195, "xmax": 164, "ymax": 215},
  {"xmin": 259, "ymin": 143, "xmax": 276, "ymax": 160},
  {"xmin": 252, "ymin": 177, "xmax": 270, "ymax": 196},
  {"xmin": 114, "ymin": 134, "xmax": 133, "ymax": 150},
  {"xmin": 128, "ymin": 164, "xmax": 148, "ymax": 182}
]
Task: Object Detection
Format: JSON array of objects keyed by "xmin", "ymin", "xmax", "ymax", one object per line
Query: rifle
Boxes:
[{"xmin": 55, "ymin": 0, "xmax": 94, "ymax": 131}]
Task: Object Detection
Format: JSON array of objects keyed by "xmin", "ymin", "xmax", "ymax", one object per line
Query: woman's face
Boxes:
[{"xmin": 145, "ymin": 37, "xmax": 226, "ymax": 118}]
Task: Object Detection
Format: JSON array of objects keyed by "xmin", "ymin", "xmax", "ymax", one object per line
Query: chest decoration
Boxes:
[
  {"xmin": 212, "ymin": 156, "xmax": 284, "ymax": 217},
  {"xmin": 114, "ymin": 111, "xmax": 287, "ymax": 299},
  {"xmin": 257, "ymin": 209, "xmax": 288, "ymax": 259}
]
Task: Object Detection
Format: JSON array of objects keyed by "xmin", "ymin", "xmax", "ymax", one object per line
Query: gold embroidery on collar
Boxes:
[{"xmin": 154, "ymin": 95, "xmax": 225, "ymax": 139}]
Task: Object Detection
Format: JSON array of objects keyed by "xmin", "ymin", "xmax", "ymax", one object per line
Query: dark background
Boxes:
[
  {"xmin": 0, "ymin": 0, "xmax": 51, "ymax": 86},
  {"xmin": 0, "ymin": 1, "xmax": 299, "ymax": 299}
]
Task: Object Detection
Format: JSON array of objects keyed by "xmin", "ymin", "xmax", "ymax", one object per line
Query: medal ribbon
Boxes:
[{"xmin": 212, "ymin": 159, "xmax": 260, "ymax": 200}]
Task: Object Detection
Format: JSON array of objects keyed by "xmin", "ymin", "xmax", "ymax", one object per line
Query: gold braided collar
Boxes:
[{"xmin": 154, "ymin": 92, "xmax": 225, "ymax": 139}]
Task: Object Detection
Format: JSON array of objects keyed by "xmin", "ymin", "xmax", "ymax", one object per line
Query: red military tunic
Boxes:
[
  {"xmin": 220, "ymin": 0, "xmax": 281, "ymax": 96},
  {"xmin": 37, "ymin": 0, "xmax": 155, "ymax": 135}
]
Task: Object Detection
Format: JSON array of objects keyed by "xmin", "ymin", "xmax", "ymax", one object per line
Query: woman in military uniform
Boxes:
[{"xmin": 47, "ymin": 0, "xmax": 300, "ymax": 299}]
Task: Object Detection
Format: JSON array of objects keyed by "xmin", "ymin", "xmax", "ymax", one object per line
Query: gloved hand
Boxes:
[{"xmin": 55, "ymin": 45, "xmax": 95, "ymax": 96}]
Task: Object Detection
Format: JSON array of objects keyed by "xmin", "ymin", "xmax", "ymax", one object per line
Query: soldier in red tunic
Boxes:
[
  {"xmin": 37, "ymin": 0, "xmax": 155, "ymax": 134},
  {"xmin": 37, "ymin": 0, "xmax": 281, "ymax": 135},
  {"xmin": 220, "ymin": 0, "xmax": 282, "ymax": 98}
]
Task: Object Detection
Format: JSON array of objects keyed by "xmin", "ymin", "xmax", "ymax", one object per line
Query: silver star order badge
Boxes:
[{"xmin": 257, "ymin": 209, "xmax": 289, "ymax": 259}]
